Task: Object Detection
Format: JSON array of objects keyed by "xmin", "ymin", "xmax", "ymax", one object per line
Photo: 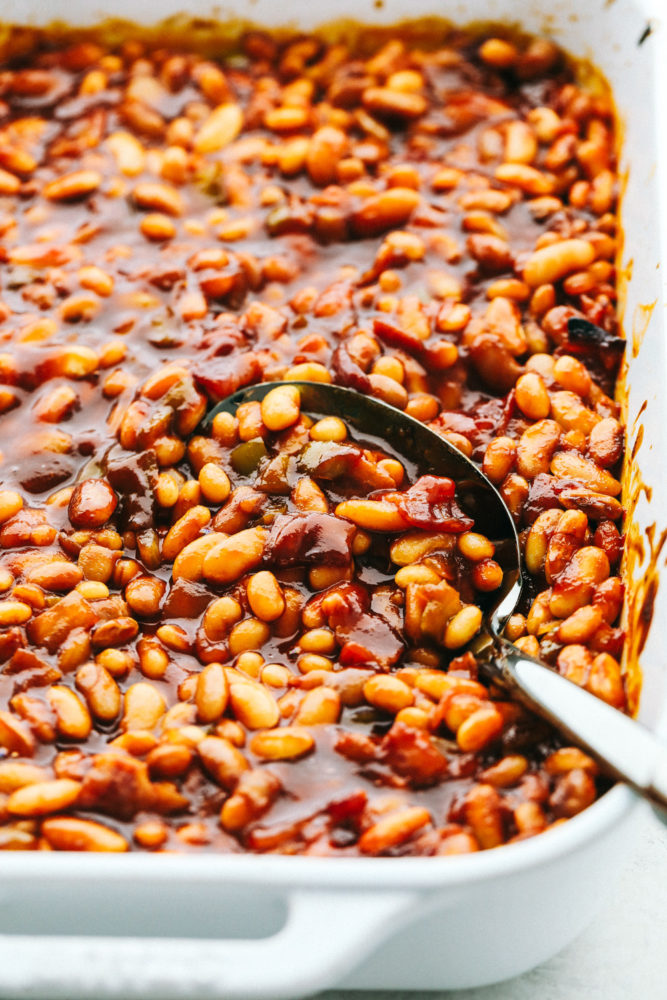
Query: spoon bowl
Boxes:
[{"xmin": 204, "ymin": 380, "xmax": 667, "ymax": 822}]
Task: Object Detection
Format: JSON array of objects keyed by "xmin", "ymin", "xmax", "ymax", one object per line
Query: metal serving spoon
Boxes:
[{"xmin": 203, "ymin": 379, "xmax": 667, "ymax": 822}]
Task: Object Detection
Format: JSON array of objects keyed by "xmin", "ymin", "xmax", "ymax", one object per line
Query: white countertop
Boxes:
[{"xmin": 316, "ymin": 806, "xmax": 667, "ymax": 1000}]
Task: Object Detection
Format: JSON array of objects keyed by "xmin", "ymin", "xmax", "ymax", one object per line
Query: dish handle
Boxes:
[{"xmin": 0, "ymin": 888, "xmax": 419, "ymax": 1000}]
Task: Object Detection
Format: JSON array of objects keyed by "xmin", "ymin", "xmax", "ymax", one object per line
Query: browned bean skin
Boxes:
[
  {"xmin": 0, "ymin": 24, "xmax": 623, "ymax": 856},
  {"xmin": 68, "ymin": 480, "xmax": 118, "ymax": 529}
]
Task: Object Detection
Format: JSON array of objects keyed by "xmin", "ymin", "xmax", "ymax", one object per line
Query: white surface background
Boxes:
[{"xmin": 314, "ymin": 807, "xmax": 667, "ymax": 1000}]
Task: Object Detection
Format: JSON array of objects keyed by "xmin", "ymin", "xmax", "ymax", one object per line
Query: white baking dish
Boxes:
[{"xmin": 0, "ymin": 0, "xmax": 666, "ymax": 995}]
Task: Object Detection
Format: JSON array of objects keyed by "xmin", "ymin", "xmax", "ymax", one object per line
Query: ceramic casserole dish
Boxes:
[{"xmin": 0, "ymin": 0, "xmax": 665, "ymax": 995}]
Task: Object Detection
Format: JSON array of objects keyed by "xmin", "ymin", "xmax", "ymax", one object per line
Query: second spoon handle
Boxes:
[{"xmin": 496, "ymin": 638, "xmax": 667, "ymax": 825}]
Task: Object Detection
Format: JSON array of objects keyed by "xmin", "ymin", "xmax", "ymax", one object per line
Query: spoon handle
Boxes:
[{"xmin": 496, "ymin": 639, "xmax": 667, "ymax": 825}]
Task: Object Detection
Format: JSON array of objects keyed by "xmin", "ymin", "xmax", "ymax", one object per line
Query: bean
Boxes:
[
  {"xmin": 140, "ymin": 213, "xmax": 176, "ymax": 241},
  {"xmin": 172, "ymin": 532, "xmax": 228, "ymax": 582},
  {"xmin": 0, "ymin": 601, "xmax": 32, "ymax": 626},
  {"xmin": 0, "ymin": 762, "xmax": 50, "ymax": 794},
  {"xmin": 124, "ymin": 575, "xmax": 166, "ymax": 617},
  {"xmin": 545, "ymin": 747, "xmax": 598, "ymax": 776},
  {"xmin": 202, "ymin": 527, "xmax": 267, "ymax": 584},
  {"xmin": 136, "ymin": 639, "xmax": 168, "ymax": 679},
  {"xmin": 0, "ymin": 711, "xmax": 35, "ymax": 757},
  {"xmin": 147, "ymin": 743, "xmax": 194, "ymax": 779},
  {"xmin": 228, "ymin": 618, "xmax": 271, "ymax": 656},
  {"xmin": 437, "ymin": 831, "xmax": 480, "ymax": 855},
  {"xmin": 203, "ymin": 596, "xmax": 243, "ymax": 641},
  {"xmin": 194, "ymin": 103, "xmax": 243, "ymax": 153},
  {"xmin": 133, "ymin": 181, "xmax": 183, "ymax": 216},
  {"xmin": 414, "ymin": 672, "xmax": 486, "ymax": 702},
  {"xmin": 68, "ymin": 479, "xmax": 117, "ymax": 529},
  {"xmin": 265, "ymin": 106, "xmax": 310, "ymax": 131},
  {"xmin": 309, "ymin": 417, "xmax": 347, "ymax": 442},
  {"xmin": 47, "ymin": 686, "xmax": 92, "ymax": 740},
  {"xmin": 91, "ymin": 617, "xmax": 139, "ymax": 649},
  {"xmin": 550, "ymin": 452, "xmax": 621, "ymax": 496},
  {"xmin": 473, "ymin": 559, "xmax": 503, "ymax": 591},
  {"xmin": 306, "ymin": 126, "xmax": 348, "ymax": 185},
  {"xmin": 359, "ymin": 806, "xmax": 431, "ymax": 854},
  {"xmin": 78, "ymin": 543, "xmax": 119, "ymax": 583},
  {"xmin": 395, "ymin": 565, "xmax": 441, "ymax": 587},
  {"xmin": 76, "ymin": 582, "xmax": 110, "ymax": 604},
  {"xmin": 593, "ymin": 577, "xmax": 624, "ymax": 624},
  {"xmin": 249, "ymin": 726, "xmax": 315, "ymax": 761},
  {"xmin": 457, "ymin": 707, "xmax": 504, "ymax": 752},
  {"xmin": 335, "ymin": 499, "xmax": 409, "ymax": 532},
  {"xmin": 121, "ymin": 683, "xmax": 166, "ymax": 732},
  {"xmin": 523, "ymin": 510, "xmax": 561, "ymax": 576},
  {"xmin": 438, "ymin": 692, "xmax": 486, "ymax": 732},
  {"xmin": 480, "ymin": 755, "xmax": 528, "ymax": 787},
  {"xmin": 107, "ymin": 130, "xmax": 145, "ymax": 175},
  {"xmin": 294, "ymin": 687, "xmax": 341, "ymax": 725},
  {"xmin": 516, "ymin": 419, "xmax": 561, "ymax": 479},
  {"xmin": 229, "ymin": 679, "xmax": 279, "ymax": 729},
  {"xmin": 298, "ymin": 628, "xmax": 336, "ymax": 655},
  {"xmin": 284, "ymin": 362, "xmax": 332, "ymax": 383},
  {"xmin": 211, "ymin": 411, "xmax": 239, "ymax": 447},
  {"xmin": 463, "ymin": 784, "xmax": 504, "ymax": 849},
  {"xmin": 522, "ymin": 239, "xmax": 596, "ymax": 286},
  {"xmin": 363, "ymin": 675, "xmax": 414, "ymax": 714},
  {"xmin": 514, "ymin": 372, "xmax": 550, "ymax": 419},
  {"xmin": 557, "ymin": 605, "xmax": 603, "ymax": 644},
  {"xmin": 75, "ymin": 662, "xmax": 121, "ymax": 721},
  {"xmin": 545, "ymin": 510, "xmax": 588, "ymax": 583},
  {"xmin": 134, "ymin": 821, "xmax": 168, "ymax": 849},
  {"xmin": 550, "ymin": 391, "xmax": 598, "ymax": 435},
  {"xmin": 261, "ymin": 664, "xmax": 290, "ymax": 688},
  {"xmin": 199, "ymin": 463, "xmax": 231, "ymax": 504},
  {"xmin": 587, "ymin": 652, "xmax": 626, "ymax": 708},
  {"xmin": 0, "ymin": 491, "xmax": 23, "ymax": 526},
  {"xmin": 467, "ymin": 234, "xmax": 513, "ymax": 271},
  {"xmin": 550, "ymin": 768, "xmax": 596, "ymax": 818},
  {"xmin": 297, "ymin": 653, "xmax": 333, "ymax": 674},
  {"xmin": 42, "ymin": 817, "xmax": 129, "ymax": 852},
  {"xmin": 363, "ymin": 86, "xmax": 427, "ymax": 119},
  {"xmin": 495, "ymin": 163, "xmax": 553, "ymax": 195},
  {"xmin": 195, "ymin": 662, "xmax": 229, "ymax": 723},
  {"xmin": 444, "ymin": 606, "xmax": 483, "ymax": 649},
  {"xmin": 43, "ymin": 170, "xmax": 102, "ymax": 201},
  {"xmin": 504, "ymin": 121, "xmax": 537, "ymax": 164},
  {"xmin": 220, "ymin": 769, "xmax": 281, "ymax": 831},
  {"xmin": 458, "ymin": 532, "xmax": 495, "ymax": 562},
  {"xmin": 550, "ymin": 547, "xmax": 610, "ymax": 618},
  {"xmin": 260, "ymin": 385, "xmax": 301, "ymax": 432},
  {"xmin": 352, "ymin": 188, "xmax": 421, "ymax": 238},
  {"xmin": 7, "ymin": 779, "xmax": 81, "ymax": 817},
  {"xmin": 156, "ymin": 624, "xmax": 190, "ymax": 652},
  {"xmin": 198, "ymin": 736, "xmax": 249, "ymax": 789},
  {"xmin": 27, "ymin": 561, "xmax": 82, "ymax": 592},
  {"xmin": 162, "ymin": 506, "xmax": 211, "ymax": 562},
  {"xmin": 553, "ymin": 355, "xmax": 593, "ymax": 397},
  {"xmin": 589, "ymin": 417, "xmax": 623, "ymax": 468},
  {"xmin": 479, "ymin": 38, "xmax": 518, "ymax": 69},
  {"xmin": 390, "ymin": 531, "xmax": 455, "ymax": 566},
  {"xmin": 526, "ymin": 592, "xmax": 555, "ymax": 637},
  {"xmin": 97, "ymin": 648, "xmax": 134, "ymax": 678},
  {"xmin": 246, "ymin": 571, "xmax": 285, "ymax": 622},
  {"xmin": 393, "ymin": 707, "xmax": 429, "ymax": 730},
  {"xmin": 482, "ymin": 437, "xmax": 517, "ymax": 484}
]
